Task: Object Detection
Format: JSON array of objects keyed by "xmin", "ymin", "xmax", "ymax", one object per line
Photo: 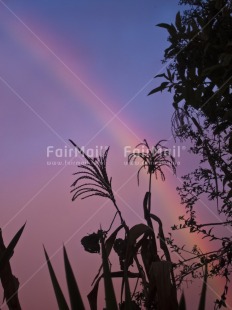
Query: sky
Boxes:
[{"xmin": 0, "ymin": 0, "xmax": 231, "ymax": 309}]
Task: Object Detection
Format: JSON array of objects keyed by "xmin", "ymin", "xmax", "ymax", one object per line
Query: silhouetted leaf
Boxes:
[
  {"xmin": 127, "ymin": 224, "xmax": 151, "ymax": 249},
  {"xmin": 148, "ymin": 82, "xmax": 169, "ymax": 95},
  {"xmin": 156, "ymin": 23, "xmax": 177, "ymax": 36},
  {"xmin": 125, "ymin": 224, "xmax": 151, "ymax": 270},
  {"xmin": 88, "ymin": 279, "xmax": 100, "ymax": 310},
  {"xmin": 156, "ymin": 22, "xmax": 171, "ymax": 29},
  {"xmin": 44, "ymin": 247, "xmax": 69, "ymax": 310},
  {"xmin": 63, "ymin": 246, "xmax": 85, "ymax": 310},
  {"xmin": 175, "ymin": 12, "xmax": 182, "ymax": 31}
]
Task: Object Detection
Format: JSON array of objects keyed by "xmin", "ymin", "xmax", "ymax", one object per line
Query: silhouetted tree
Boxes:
[{"xmin": 149, "ymin": 0, "xmax": 232, "ymax": 308}]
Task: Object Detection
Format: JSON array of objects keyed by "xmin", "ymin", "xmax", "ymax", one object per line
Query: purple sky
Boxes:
[{"xmin": 1, "ymin": 1, "xmax": 231, "ymax": 309}]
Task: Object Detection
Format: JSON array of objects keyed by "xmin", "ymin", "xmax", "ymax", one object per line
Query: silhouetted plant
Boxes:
[
  {"xmin": 148, "ymin": 0, "xmax": 232, "ymax": 306},
  {"xmin": 43, "ymin": 138, "xmax": 210, "ymax": 310},
  {"xmin": 68, "ymin": 139, "xmax": 179, "ymax": 309}
]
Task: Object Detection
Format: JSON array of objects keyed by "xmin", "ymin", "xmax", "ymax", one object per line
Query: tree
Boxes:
[{"xmin": 149, "ymin": 0, "xmax": 232, "ymax": 308}]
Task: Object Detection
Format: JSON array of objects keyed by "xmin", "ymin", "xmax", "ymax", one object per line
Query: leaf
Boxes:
[
  {"xmin": 125, "ymin": 224, "xmax": 151, "ymax": 269},
  {"xmin": 63, "ymin": 246, "xmax": 85, "ymax": 310},
  {"xmin": 150, "ymin": 213, "xmax": 171, "ymax": 261},
  {"xmin": 88, "ymin": 279, "xmax": 100, "ymax": 310},
  {"xmin": 175, "ymin": 12, "xmax": 182, "ymax": 31},
  {"xmin": 154, "ymin": 73, "xmax": 167, "ymax": 79},
  {"xmin": 44, "ymin": 247, "xmax": 69, "ymax": 310},
  {"xmin": 191, "ymin": 18, "xmax": 199, "ymax": 33},
  {"xmin": 127, "ymin": 224, "xmax": 151, "ymax": 249},
  {"xmin": 0, "ymin": 222, "xmax": 26, "ymax": 270},
  {"xmin": 156, "ymin": 23, "xmax": 177, "ymax": 36},
  {"xmin": 148, "ymin": 82, "xmax": 169, "ymax": 95},
  {"xmin": 156, "ymin": 22, "xmax": 172, "ymax": 29},
  {"xmin": 141, "ymin": 238, "xmax": 152, "ymax": 277}
]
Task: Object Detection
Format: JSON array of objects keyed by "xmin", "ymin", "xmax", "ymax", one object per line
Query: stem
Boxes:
[
  {"xmin": 175, "ymin": 249, "xmax": 223, "ymax": 267},
  {"xmin": 142, "ymin": 173, "xmax": 159, "ymax": 263},
  {"xmin": 112, "ymin": 199, "xmax": 124, "ymax": 223},
  {"xmin": 197, "ymin": 221, "xmax": 232, "ymax": 228},
  {"xmin": 149, "ymin": 173, "xmax": 152, "ymax": 202},
  {"xmin": 112, "ymin": 200, "xmax": 129, "ymax": 235},
  {"xmin": 106, "ymin": 212, "xmax": 118, "ymax": 233}
]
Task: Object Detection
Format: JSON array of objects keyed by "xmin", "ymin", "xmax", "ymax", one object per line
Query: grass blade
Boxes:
[
  {"xmin": 87, "ymin": 278, "xmax": 101, "ymax": 310},
  {"xmin": 63, "ymin": 246, "xmax": 85, "ymax": 310},
  {"xmin": 44, "ymin": 246, "xmax": 69, "ymax": 310}
]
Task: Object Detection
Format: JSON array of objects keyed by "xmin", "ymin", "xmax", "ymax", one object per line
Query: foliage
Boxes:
[
  {"xmin": 150, "ymin": 0, "xmax": 232, "ymax": 122},
  {"xmin": 149, "ymin": 0, "xmax": 232, "ymax": 308}
]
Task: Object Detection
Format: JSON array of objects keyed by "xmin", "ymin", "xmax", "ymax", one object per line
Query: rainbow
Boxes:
[{"xmin": 4, "ymin": 14, "xmax": 221, "ymax": 242}]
